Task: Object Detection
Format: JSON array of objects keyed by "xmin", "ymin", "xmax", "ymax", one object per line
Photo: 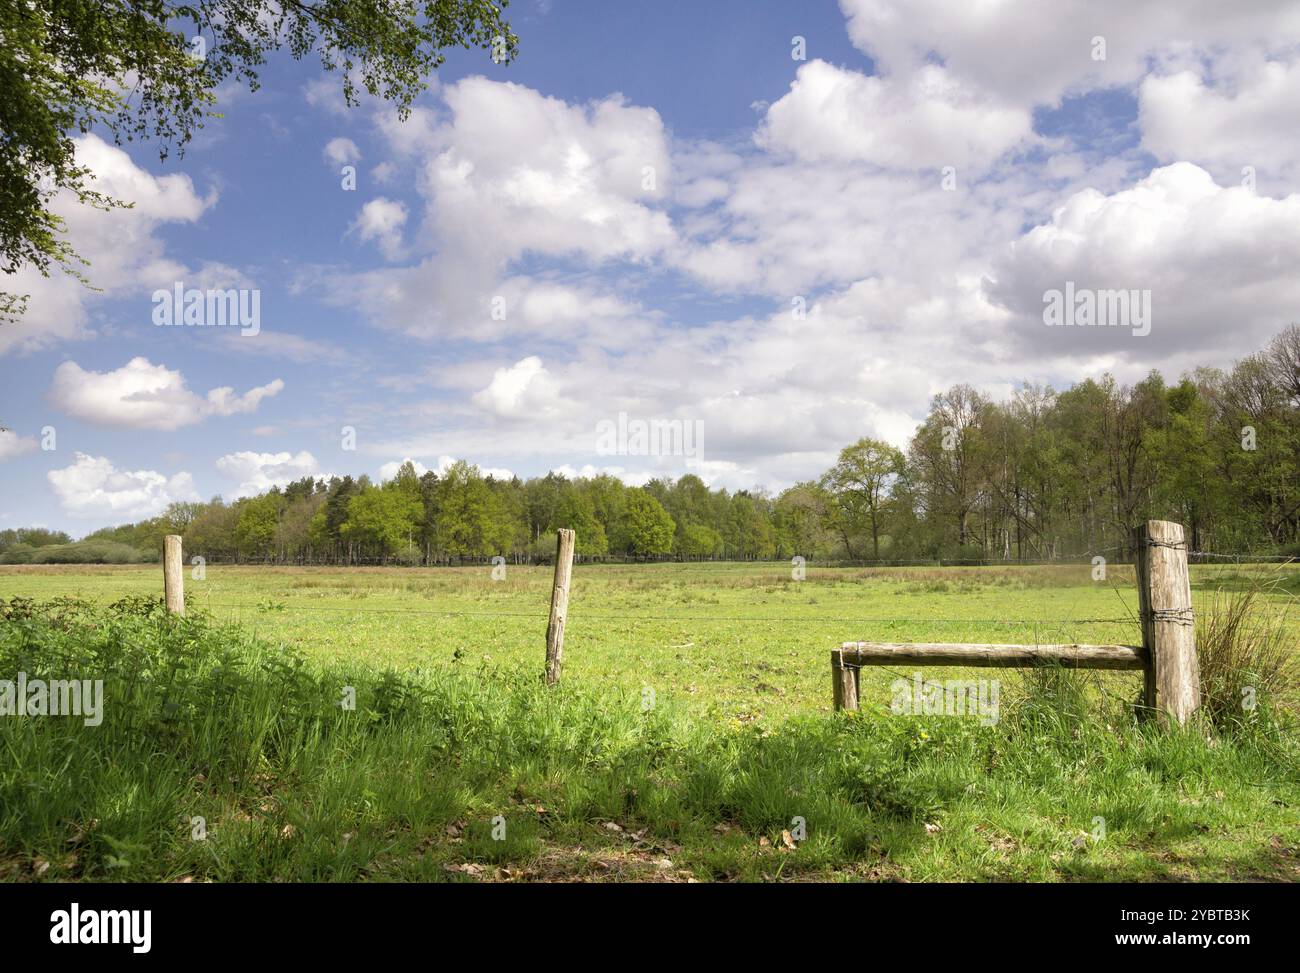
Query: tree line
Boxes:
[{"xmin": 4, "ymin": 326, "xmax": 1297, "ymax": 566}]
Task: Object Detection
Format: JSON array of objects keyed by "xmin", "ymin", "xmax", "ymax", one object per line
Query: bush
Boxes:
[
  {"xmin": 0, "ymin": 543, "xmax": 35, "ymax": 564},
  {"xmin": 27, "ymin": 540, "xmax": 155, "ymax": 564}
]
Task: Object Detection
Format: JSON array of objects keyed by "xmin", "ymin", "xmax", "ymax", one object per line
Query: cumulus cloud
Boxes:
[
  {"xmin": 0, "ymin": 429, "xmax": 39, "ymax": 461},
  {"xmin": 987, "ymin": 162, "xmax": 1300, "ymax": 360},
  {"xmin": 323, "ymin": 76, "xmax": 674, "ymax": 341},
  {"xmin": 216, "ymin": 450, "xmax": 320, "ymax": 497},
  {"xmin": 294, "ymin": 1, "xmax": 1300, "ymax": 497},
  {"xmin": 378, "ymin": 457, "xmax": 429, "ymax": 481},
  {"xmin": 350, "ymin": 197, "xmax": 407, "ymax": 259},
  {"xmin": 1, "ymin": 134, "xmax": 213, "ymax": 356},
  {"xmin": 49, "ymin": 358, "xmax": 284, "ymax": 430},
  {"xmin": 1140, "ymin": 56, "xmax": 1300, "ymax": 188},
  {"xmin": 379, "ymin": 455, "xmax": 512, "ymax": 481},
  {"xmin": 47, "ymin": 453, "xmax": 198, "ymax": 517},
  {"xmin": 549, "ymin": 464, "xmax": 655, "ymax": 487},
  {"xmin": 323, "ymin": 136, "xmax": 361, "ymax": 166},
  {"xmin": 432, "ymin": 78, "xmax": 673, "ymax": 260},
  {"xmin": 836, "ymin": 0, "xmax": 1300, "ymax": 110},
  {"xmin": 472, "ymin": 356, "xmax": 565, "ymax": 419},
  {"xmin": 759, "ymin": 60, "xmax": 1034, "ymax": 169}
]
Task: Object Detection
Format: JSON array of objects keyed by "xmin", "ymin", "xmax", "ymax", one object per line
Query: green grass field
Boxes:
[
  {"xmin": 2, "ymin": 560, "xmax": 1296, "ymax": 719},
  {"xmin": 1, "ymin": 561, "xmax": 1297, "ymax": 882}
]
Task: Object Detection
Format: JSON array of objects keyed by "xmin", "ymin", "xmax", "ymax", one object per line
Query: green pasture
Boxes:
[
  {"xmin": 1, "ymin": 560, "xmax": 1295, "ymax": 720},
  {"xmin": 1, "ymin": 562, "xmax": 1296, "ymax": 883}
]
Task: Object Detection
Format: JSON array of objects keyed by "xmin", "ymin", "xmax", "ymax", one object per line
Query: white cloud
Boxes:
[
  {"xmin": 321, "ymin": 30, "xmax": 1300, "ymax": 497},
  {"xmin": 0, "ymin": 429, "xmax": 38, "ymax": 461},
  {"xmin": 759, "ymin": 60, "xmax": 1034, "ymax": 170},
  {"xmin": 431, "ymin": 77, "xmax": 673, "ymax": 261},
  {"xmin": 549, "ymin": 464, "xmax": 656, "ymax": 487},
  {"xmin": 836, "ymin": 0, "xmax": 1300, "ymax": 110},
  {"xmin": 215, "ymin": 450, "xmax": 320, "ymax": 497},
  {"xmin": 1, "ymin": 135, "xmax": 213, "ymax": 355},
  {"xmin": 351, "ymin": 197, "xmax": 408, "ymax": 259},
  {"xmin": 48, "ymin": 453, "xmax": 198, "ymax": 518},
  {"xmin": 323, "ymin": 137, "xmax": 361, "ymax": 166},
  {"xmin": 303, "ymin": 77, "xmax": 352, "ymax": 116},
  {"xmin": 378, "ymin": 457, "xmax": 429, "ymax": 480},
  {"xmin": 381, "ymin": 455, "xmax": 512, "ymax": 481},
  {"xmin": 987, "ymin": 162, "xmax": 1300, "ymax": 360},
  {"xmin": 1140, "ymin": 56, "xmax": 1300, "ymax": 189},
  {"xmin": 373, "ymin": 105, "xmax": 443, "ymax": 158},
  {"xmin": 24, "ymin": 0, "xmax": 1278, "ymax": 507},
  {"xmin": 49, "ymin": 358, "xmax": 284, "ymax": 430},
  {"xmin": 472, "ymin": 356, "xmax": 565, "ymax": 419},
  {"xmin": 326, "ymin": 76, "xmax": 674, "ymax": 341}
]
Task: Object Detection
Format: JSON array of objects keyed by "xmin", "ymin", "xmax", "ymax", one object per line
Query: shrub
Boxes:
[
  {"xmin": 0, "ymin": 543, "xmax": 35, "ymax": 564},
  {"xmin": 27, "ymin": 540, "xmax": 154, "ymax": 564}
]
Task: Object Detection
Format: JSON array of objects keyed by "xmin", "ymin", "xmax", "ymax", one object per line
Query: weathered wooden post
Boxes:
[
  {"xmin": 545, "ymin": 528, "xmax": 575, "ymax": 685},
  {"xmin": 831, "ymin": 648, "xmax": 859, "ymax": 712},
  {"xmin": 1135, "ymin": 520, "xmax": 1200, "ymax": 725},
  {"xmin": 163, "ymin": 534, "xmax": 184, "ymax": 616}
]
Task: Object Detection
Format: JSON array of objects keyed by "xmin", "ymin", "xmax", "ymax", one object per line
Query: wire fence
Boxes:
[
  {"xmin": 8, "ymin": 546, "xmax": 1292, "ymax": 631},
  {"xmin": 191, "ymin": 603, "xmax": 1145, "ymax": 625},
  {"xmin": 153, "ymin": 545, "xmax": 1299, "ymax": 569},
  {"xmin": 187, "ymin": 601, "xmax": 1294, "ymax": 627},
  {"xmin": 178, "ymin": 543, "xmax": 1295, "ymax": 628}
]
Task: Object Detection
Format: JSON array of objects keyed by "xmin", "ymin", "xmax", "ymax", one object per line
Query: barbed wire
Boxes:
[
  {"xmin": 143, "ymin": 547, "xmax": 1297, "ymax": 569},
  {"xmin": 195, "ymin": 601, "xmax": 1142, "ymax": 624},
  {"xmin": 191, "ymin": 601, "xmax": 1294, "ymax": 624}
]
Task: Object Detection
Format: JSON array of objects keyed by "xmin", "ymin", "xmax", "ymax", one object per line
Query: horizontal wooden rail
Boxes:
[
  {"xmin": 839, "ymin": 642, "xmax": 1146, "ymax": 670},
  {"xmin": 833, "ymin": 521, "xmax": 1200, "ymax": 725}
]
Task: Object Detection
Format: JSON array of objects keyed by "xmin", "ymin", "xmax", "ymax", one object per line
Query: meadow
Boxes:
[{"xmin": 0, "ymin": 560, "xmax": 1297, "ymax": 882}]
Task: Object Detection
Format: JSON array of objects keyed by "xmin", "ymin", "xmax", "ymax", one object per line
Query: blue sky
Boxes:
[{"xmin": 3, "ymin": 0, "xmax": 1300, "ymax": 534}]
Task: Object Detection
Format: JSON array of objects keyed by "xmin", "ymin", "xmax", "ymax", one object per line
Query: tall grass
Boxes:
[
  {"xmin": 1, "ymin": 597, "xmax": 1296, "ymax": 882},
  {"xmin": 1197, "ymin": 582, "xmax": 1299, "ymax": 733}
]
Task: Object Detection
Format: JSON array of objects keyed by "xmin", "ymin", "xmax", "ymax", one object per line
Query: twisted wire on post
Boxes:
[
  {"xmin": 1143, "ymin": 537, "xmax": 1187, "ymax": 552},
  {"xmin": 1148, "ymin": 607, "xmax": 1195, "ymax": 627}
]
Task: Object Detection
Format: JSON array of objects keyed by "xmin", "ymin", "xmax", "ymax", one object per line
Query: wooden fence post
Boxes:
[
  {"xmin": 545, "ymin": 528, "xmax": 575, "ymax": 685},
  {"xmin": 163, "ymin": 534, "xmax": 184, "ymax": 616},
  {"xmin": 1135, "ymin": 520, "xmax": 1200, "ymax": 725},
  {"xmin": 831, "ymin": 648, "xmax": 859, "ymax": 712}
]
